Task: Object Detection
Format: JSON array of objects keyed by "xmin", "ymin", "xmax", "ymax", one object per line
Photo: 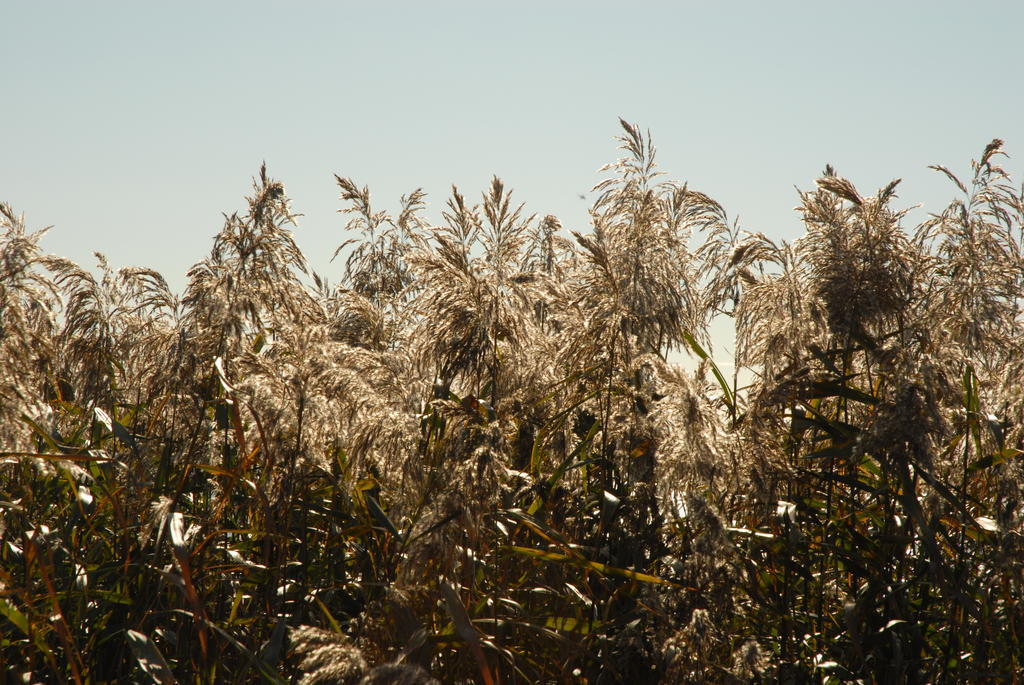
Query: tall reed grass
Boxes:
[{"xmin": 1, "ymin": 121, "xmax": 1021, "ymax": 683}]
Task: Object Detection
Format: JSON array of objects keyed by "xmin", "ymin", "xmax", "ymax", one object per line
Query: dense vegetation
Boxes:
[{"xmin": 1, "ymin": 121, "xmax": 1022, "ymax": 683}]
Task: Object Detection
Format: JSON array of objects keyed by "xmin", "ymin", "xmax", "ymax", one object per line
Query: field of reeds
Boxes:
[{"xmin": 2, "ymin": 120, "xmax": 1022, "ymax": 683}]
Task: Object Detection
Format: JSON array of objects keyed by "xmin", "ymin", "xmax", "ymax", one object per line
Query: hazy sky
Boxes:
[{"xmin": 5, "ymin": 1, "xmax": 1023, "ymax": 297}]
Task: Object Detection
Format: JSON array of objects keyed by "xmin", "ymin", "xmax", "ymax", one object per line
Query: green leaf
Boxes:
[
  {"xmin": 0, "ymin": 598, "xmax": 29, "ymax": 636},
  {"xmin": 543, "ymin": 616, "xmax": 592, "ymax": 634},
  {"xmin": 364, "ymin": 493, "xmax": 404, "ymax": 542},
  {"xmin": 314, "ymin": 598, "xmax": 343, "ymax": 634},
  {"xmin": 126, "ymin": 630, "xmax": 177, "ymax": 685},
  {"xmin": 439, "ymin": 582, "xmax": 496, "ymax": 685},
  {"xmin": 502, "ymin": 509, "xmax": 576, "ymax": 553},
  {"xmin": 441, "ymin": 581, "xmax": 480, "ymax": 647},
  {"xmin": 503, "ymin": 545, "xmax": 678, "ymax": 586},
  {"xmin": 111, "ymin": 416, "xmax": 138, "ymax": 450},
  {"xmin": 19, "ymin": 414, "xmax": 62, "ymax": 452},
  {"xmin": 195, "ymin": 463, "xmax": 235, "ymax": 478},
  {"xmin": 259, "ymin": 618, "xmax": 287, "ymax": 667},
  {"xmin": 528, "ymin": 419, "xmax": 600, "ymax": 516},
  {"xmin": 968, "ymin": 447, "xmax": 1022, "ymax": 472},
  {"xmin": 205, "ymin": 620, "xmax": 286, "ymax": 684},
  {"xmin": 803, "ymin": 441, "xmax": 854, "ymax": 460},
  {"xmin": 0, "ymin": 450, "xmax": 112, "ymax": 463},
  {"xmin": 165, "ymin": 610, "xmax": 286, "ymax": 685},
  {"xmin": 0, "ymin": 598, "xmax": 56, "ymax": 661},
  {"xmin": 90, "ymin": 589, "xmax": 135, "ymax": 605},
  {"xmin": 807, "ymin": 379, "xmax": 878, "ymax": 405},
  {"xmin": 682, "ymin": 330, "xmax": 735, "ymax": 415}
]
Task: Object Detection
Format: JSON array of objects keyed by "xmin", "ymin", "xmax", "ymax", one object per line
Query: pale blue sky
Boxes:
[{"xmin": 4, "ymin": 1, "xmax": 1022, "ymax": 297}]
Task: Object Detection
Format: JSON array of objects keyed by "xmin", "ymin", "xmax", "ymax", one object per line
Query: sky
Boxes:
[{"xmin": 4, "ymin": 1, "xmax": 1023, "ymax": 309}]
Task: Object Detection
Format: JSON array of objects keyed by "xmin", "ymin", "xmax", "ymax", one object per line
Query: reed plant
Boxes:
[{"xmin": 1, "ymin": 122, "xmax": 1021, "ymax": 683}]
